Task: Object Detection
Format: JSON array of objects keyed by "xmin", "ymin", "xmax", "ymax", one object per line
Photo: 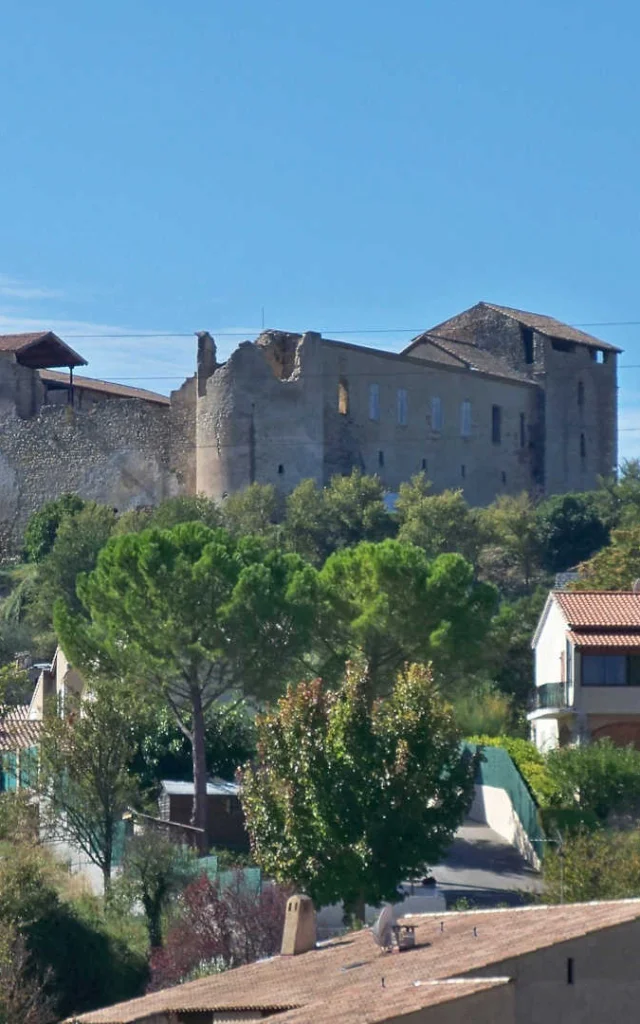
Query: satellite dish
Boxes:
[{"xmin": 371, "ymin": 904, "xmax": 393, "ymax": 952}]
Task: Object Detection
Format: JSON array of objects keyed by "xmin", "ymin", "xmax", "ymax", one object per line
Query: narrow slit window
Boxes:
[
  {"xmin": 378, "ymin": 450, "xmax": 384, "ymax": 468},
  {"xmin": 491, "ymin": 405, "xmax": 502, "ymax": 444},
  {"xmin": 278, "ymin": 464, "xmax": 284, "ymax": 475},
  {"xmin": 520, "ymin": 413, "xmax": 526, "ymax": 448},
  {"xmin": 580, "ymin": 433, "xmax": 586, "ymax": 459},
  {"xmin": 578, "ymin": 381, "xmax": 584, "ymax": 407},
  {"xmin": 521, "ymin": 326, "xmax": 534, "ymax": 364},
  {"xmin": 421, "ymin": 458, "xmax": 427, "ymax": 471},
  {"xmin": 431, "ymin": 396, "xmax": 443, "ymax": 432},
  {"xmin": 460, "ymin": 400, "xmax": 471, "ymax": 438},
  {"xmin": 338, "ymin": 378, "xmax": 349, "ymax": 415},
  {"xmin": 397, "ymin": 388, "xmax": 408, "ymax": 426},
  {"xmin": 567, "ymin": 958, "xmax": 574, "ymax": 985},
  {"xmin": 369, "ymin": 383, "xmax": 380, "ymax": 421},
  {"xmin": 461, "ymin": 464, "xmax": 466, "ymax": 479}
]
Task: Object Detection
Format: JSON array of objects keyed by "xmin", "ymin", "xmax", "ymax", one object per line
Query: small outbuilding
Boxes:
[{"xmin": 158, "ymin": 778, "xmax": 249, "ymax": 852}]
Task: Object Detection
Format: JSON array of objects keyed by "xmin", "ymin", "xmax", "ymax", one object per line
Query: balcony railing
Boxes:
[{"xmin": 530, "ymin": 681, "xmax": 572, "ymax": 712}]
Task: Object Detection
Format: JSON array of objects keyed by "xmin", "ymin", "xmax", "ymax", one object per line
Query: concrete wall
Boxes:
[
  {"xmin": 465, "ymin": 915, "xmax": 640, "ymax": 1024},
  {"xmin": 468, "ymin": 785, "xmax": 540, "ymax": 869}
]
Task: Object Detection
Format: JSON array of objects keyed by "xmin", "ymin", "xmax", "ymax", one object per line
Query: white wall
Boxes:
[
  {"xmin": 469, "ymin": 785, "xmax": 540, "ymax": 870},
  {"xmin": 534, "ymin": 599, "xmax": 568, "ymax": 688}
]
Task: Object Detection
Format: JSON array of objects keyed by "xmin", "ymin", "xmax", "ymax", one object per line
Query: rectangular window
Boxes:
[
  {"xmin": 582, "ymin": 654, "xmax": 627, "ymax": 686},
  {"xmin": 378, "ymin": 450, "xmax": 384, "ymax": 468},
  {"xmin": 492, "ymin": 405, "xmax": 502, "ymax": 444},
  {"xmin": 460, "ymin": 400, "xmax": 471, "ymax": 438},
  {"xmin": 431, "ymin": 396, "xmax": 443, "ymax": 432},
  {"xmin": 369, "ymin": 383, "xmax": 380, "ymax": 422},
  {"xmin": 520, "ymin": 413, "xmax": 526, "ymax": 448},
  {"xmin": 522, "ymin": 326, "xmax": 534, "ymax": 364},
  {"xmin": 397, "ymin": 388, "xmax": 408, "ymax": 426}
]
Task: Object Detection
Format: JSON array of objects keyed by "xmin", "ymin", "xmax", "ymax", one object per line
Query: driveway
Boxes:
[{"xmin": 426, "ymin": 819, "xmax": 542, "ymax": 909}]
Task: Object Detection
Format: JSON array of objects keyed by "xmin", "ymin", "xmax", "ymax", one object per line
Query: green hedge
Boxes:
[{"xmin": 465, "ymin": 734, "xmax": 559, "ymax": 808}]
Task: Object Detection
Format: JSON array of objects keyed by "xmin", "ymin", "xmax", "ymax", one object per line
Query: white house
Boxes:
[{"xmin": 529, "ymin": 590, "xmax": 640, "ymax": 751}]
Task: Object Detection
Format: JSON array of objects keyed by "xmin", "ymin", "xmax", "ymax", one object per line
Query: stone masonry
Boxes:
[{"xmin": 0, "ymin": 302, "xmax": 619, "ymax": 550}]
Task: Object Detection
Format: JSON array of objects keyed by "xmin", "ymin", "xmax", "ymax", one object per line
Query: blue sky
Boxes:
[{"xmin": 2, "ymin": 0, "xmax": 640, "ymax": 461}]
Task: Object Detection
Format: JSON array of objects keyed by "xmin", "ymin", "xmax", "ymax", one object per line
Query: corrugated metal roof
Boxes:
[{"xmin": 160, "ymin": 778, "xmax": 239, "ymax": 797}]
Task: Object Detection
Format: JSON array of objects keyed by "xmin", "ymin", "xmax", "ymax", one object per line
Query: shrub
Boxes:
[
  {"xmin": 453, "ymin": 684, "xmax": 513, "ymax": 737},
  {"xmin": 465, "ymin": 734, "xmax": 559, "ymax": 807},
  {"xmin": 543, "ymin": 828, "xmax": 640, "ymax": 903},
  {"xmin": 545, "ymin": 739, "xmax": 640, "ymax": 821},
  {"xmin": 23, "ymin": 495, "xmax": 86, "ymax": 563}
]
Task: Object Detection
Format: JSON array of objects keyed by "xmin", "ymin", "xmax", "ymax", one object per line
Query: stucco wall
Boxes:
[
  {"xmin": 465, "ymin": 915, "xmax": 640, "ymax": 1024},
  {"xmin": 534, "ymin": 600, "xmax": 568, "ymax": 688}
]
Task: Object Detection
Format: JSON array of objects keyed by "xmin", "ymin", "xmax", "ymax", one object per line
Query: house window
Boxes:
[
  {"xmin": 338, "ymin": 378, "xmax": 349, "ymax": 415},
  {"xmin": 491, "ymin": 405, "xmax": 502, "ymax": 444},
  {"xmin": 397, "ymin": 388, "xmax": 408, "ymax": 426},
  {"xmin": 580, "ymin": 433, "xmax": 586, "ymax": 459},
  {"xmin": 591, "ymin": 349, "xmax": 605, "ymax": 364},
  {"xmin": 460, "ymin": 400, "xmax": 471, "ymax": 438},
  {"xmin": 582, "ymin": 654, "xmax": 627, "ymax": 686},
  {"xmin": 551, "ymin": 338, "xmax": 575, "ymax": 352},
  {"xmin": 369, "ymin": 383, "xmax": 380, "ymax": 421},
  {"xmin": 521, "ymin": 326, "xmax": 534, "ymax": 364},
  {"xmin": 378, "ymin": 450, "xmax": 384, "ymax": 468},
  {"xmin": 520, "ymin": 413, "xmax": 526, "ymax": 448},
  {"xmin": 577, "ymin": 381, "xmax": 584, "ymax": 407},
  {"xmin": 431, "ymin": 396, "xmax": 443, "ymax": 432}
]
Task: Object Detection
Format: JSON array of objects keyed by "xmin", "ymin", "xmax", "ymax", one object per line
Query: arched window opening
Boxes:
[{"xmin": 338, "ymin": 378, "xmax": 349, "ymax": 415}]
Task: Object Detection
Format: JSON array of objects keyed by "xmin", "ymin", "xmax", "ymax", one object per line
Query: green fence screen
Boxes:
[{"xmin": 463, "ymin": 742, "xmax": 545, "ymax": 861}]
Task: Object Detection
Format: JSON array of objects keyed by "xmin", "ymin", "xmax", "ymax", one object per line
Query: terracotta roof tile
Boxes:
[
  {"xmin": 568, "ymin": 631, "xmax": 640, "ymax": 647},
  {"xmin": 0, "ymin": 705, "xmax": 41, "ymax": 752},
  {"xmin": 40, "ymin": 370, "xmax": 170, "ymax": 406},
  {"xmin": 555, "ymin": 591, "xmax": 640, "ymax": 628},
  {"xmin": 68, "ymin": 900, "xmax": 640, "ymax": 1023},
  {"xmin": 407, "ymin": 333, "xmax": 534, "ymax": 384}
]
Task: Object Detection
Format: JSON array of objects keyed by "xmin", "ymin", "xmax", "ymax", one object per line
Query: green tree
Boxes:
[
  {"xmin": 545, "ymin": 739, "xmax": 640, "ymax": 821},
  {"xmin": 130, "ymin": 702, "xmax": 256, "ymax": 795},
  {"xmin": 480, "ymin": 492, "xmax": 542, "ymax": 591},
  {"xmin": 319, "ymin": 540, "xmax": 498, "ymax": 692},
  {"xmin": 284, "ymin": 471, "xmax": 393, "ymax": 565},
  {"xmin": 242, "ymin": 663, "xmax": 473, "ymax": 918},
  {"xmin": 395, "ymin": 475, "xmax": 481, "ymax": 564},
  {"xmin": 120, "ymin": 832, "xmax": 195, "ymax": 948},
  {"xmin": 535, "ymin": 492, "xmax": 609, "ymax": 573},
  {"xmin": 23, "ymin": 494, "xmax": 86, "ymax": 563},
  {"xmin": 222, "ymin": 483, "xmax": 279, "ymax": 539},
  {"xmin": 55, "ymin": 523, "xmax": 320, "ymax": 844},
  {"xmin": 0, "ymin": 926, "xmax": 53, "ymax": 1024},
  {"xmin": 572, "ymin": 525, "xmax": 640, "ymax": 590},
  {"xmin": 37, "ymin": 685, "xmax": 139, "ymax": 894},
  {"xmin": 30, "ymin": 502, "xmax": 116, "ymax": 625},
  {"xmin": 543, "ymin": 828, "xmax": 640, "ymax": 904}
]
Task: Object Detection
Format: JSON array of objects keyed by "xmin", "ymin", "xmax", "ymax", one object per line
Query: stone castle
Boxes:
[{"xmin": 0, "ymin": 302, "xmax": 619, "ymax": 550}]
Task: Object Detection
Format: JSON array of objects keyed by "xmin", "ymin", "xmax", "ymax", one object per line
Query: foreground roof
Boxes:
[
  {"xmin": 40, "ymin": 370, "xmax": 170, "ymax": 405},
  {"xmin": 69, "ymin": 900, "xmax": 640, "ymax": 1024},
  {"xmin": 0, "ymin": 331, "xmax": 87, "ymax": 367}
]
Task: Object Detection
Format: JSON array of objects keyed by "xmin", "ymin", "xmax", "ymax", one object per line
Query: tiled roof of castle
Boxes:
[
  {"xmin": 40, "ymin": 370, "xmax": 170, "ymax": 406},
  {"xmin": 482, "ymin": 303, "xmax": 621, "ymax": 352},
  {"xmin": 555, "ymin": 591, "xmax": 640, "ymax": 628},
  {"xmin": 69, "ymin": 900, "xmax": 640, "ymax": 1024},
  {"xmin": 406, "ymin": 332, "xmax": 534, "ymax": 383},
  {"xmin": 0, "ymin": 331, "xmax": 88, "ymax": 366}
]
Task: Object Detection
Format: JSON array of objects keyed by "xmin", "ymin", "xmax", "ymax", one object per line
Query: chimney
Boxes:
[{"xmin": 281, "ymin": 894, "xmax": 316, "ymax": 956}]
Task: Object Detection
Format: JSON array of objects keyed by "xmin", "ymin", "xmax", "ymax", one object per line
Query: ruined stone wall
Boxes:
[
  {"xmin": 430, "ymin": 304, "xmax": 543, "ymax": 375},
  {"xmin": 169, "ymin": 375, "xmax": 197, "ymax": 496},
  {"xmin": 196, "ymin": 332, "xmax": 325, "ymax": 500},
  {"xmin": 0, "ymin": 393, "xmax": 181, "ymax": 553}
]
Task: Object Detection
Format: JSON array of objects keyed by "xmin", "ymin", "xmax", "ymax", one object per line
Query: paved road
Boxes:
[{"xmin": 427, "ymin": 820, "xmax": 542, "ymax": 909}]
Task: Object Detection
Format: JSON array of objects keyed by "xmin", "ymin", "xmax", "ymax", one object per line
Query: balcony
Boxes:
[{"xmin": 529, "ymin": 682, "xmax": 572, "ymax": 713}]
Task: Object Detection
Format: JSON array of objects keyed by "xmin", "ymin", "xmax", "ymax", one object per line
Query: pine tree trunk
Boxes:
[{"xmin": 190, "ymin": 686, "xmax": 208, "ymax": 854}]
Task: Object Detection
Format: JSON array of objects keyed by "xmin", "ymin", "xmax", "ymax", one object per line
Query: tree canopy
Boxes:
[{"xmin": 242, "ymin": 662, "xmax": 474, "ymax": 917}]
